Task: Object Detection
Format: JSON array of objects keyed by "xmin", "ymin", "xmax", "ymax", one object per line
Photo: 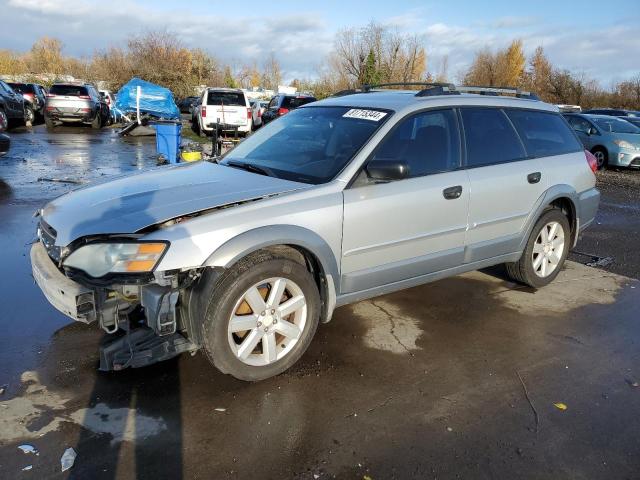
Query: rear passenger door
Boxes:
[
  {"xmin": 461, "ymin": 107, "xmax": 547, "ymax": 262},
  {"xmin": 341, "ymin": 108, "xmax": 470, "ymax": 294}
]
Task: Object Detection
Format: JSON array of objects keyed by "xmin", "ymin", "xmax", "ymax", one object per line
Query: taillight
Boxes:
[
  {"xmin": 247, "ymin": 108, "xmax": 252, "ymax": 119},
  {"xmin": 106, "ymin": 98, "xmax": 111, "ymax": 105},
  {"xmin": 258, "ymin": 109, "xmax": 262, "ymax": 118},
  {"xmin": 201, "ymin": 106, "xmax": 207, "ymax": 117},
  {"xmin": 46, "ymin": 93, "xmax": 56, "ymax": 98},
  {"xmin": 277, "ymin": 107, "xmax": 289, "ymax": 116},
  {"xmin": 24, "ymin": 93, "xmax": 34, "ymax": 100},
  {"xmin": 585, "ymin": 150, "xmax": 598, "ymax": 173}
]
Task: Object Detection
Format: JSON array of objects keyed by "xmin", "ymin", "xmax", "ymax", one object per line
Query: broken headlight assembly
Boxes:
[{"xmin": 63, "ymin": 242, "xmax": 169, "ymax": 278}]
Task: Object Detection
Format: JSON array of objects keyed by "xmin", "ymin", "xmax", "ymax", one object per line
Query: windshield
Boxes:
[
  {"xmin": 50, "ymin": 85, "xmax": 88, "ymax": 96},
  {"xmin": 222, "ymin": 106, "xmax": 391, "ymax": 184},
  {"xmin": 593, "ymin": 117, "xmax": 640, "ymax": 134},
  {"xmin": 207, "ymin": 91, "xmax": 245, "ymax": 106}
]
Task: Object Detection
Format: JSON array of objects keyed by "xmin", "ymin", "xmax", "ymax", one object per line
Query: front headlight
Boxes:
[
  {"xmin": 63, "ymin": 242, "xmax": 168, "ymax": 277},
  {"xmin": 613, "ymin": 139, "xmax": 638, "ymax": 150}
]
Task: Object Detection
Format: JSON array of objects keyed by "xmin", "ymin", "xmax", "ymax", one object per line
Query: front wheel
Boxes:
[
  {"xmin": 196, "ymin": 252, "xmax": 320, "ymax": 381},
  {"xmin": 591, "ymin": 147, "xmax": 608, "ymax": 170},
  {"xmin": 505, "ymin": 208, "xmax": 570, "ymax": 288}
]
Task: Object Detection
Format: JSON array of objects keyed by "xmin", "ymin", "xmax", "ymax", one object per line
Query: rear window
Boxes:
[
  {"xmin": 8, "ymin": 83, "xmax": 34, "ymax": 94},
  {"xmin": 460, "ymin": 108, "xmax": 526, "ymax": 167},
  {"xmin": 207, "ymin": 91, "xmax": 246, "ymax": 106},
  {"xmin": 50, "ymin": 85, "xmax": 88, "ymax": 96},
  {"xmin": 282, "ymin": 96, "xmax": 317, "ymax": 109},
  {"xmin": 506, "ymin": 110, "xmax": 582, "ymax": 157}
]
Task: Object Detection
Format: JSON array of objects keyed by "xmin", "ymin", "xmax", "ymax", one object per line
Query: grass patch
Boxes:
[{"xmin": 181, "ymin": 124, "xmax": 210, "ymax": 144}]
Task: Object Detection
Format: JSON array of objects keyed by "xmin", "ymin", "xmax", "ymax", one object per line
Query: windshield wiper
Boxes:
[{"xmin": 226, "ymin": 160, "xmax": 274, "ymax": 178}]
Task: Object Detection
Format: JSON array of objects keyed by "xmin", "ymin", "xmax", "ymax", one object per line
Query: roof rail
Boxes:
[
  {"xmin": 361, "ymin": 82, "xmax": 457, "ymax": 93},
  {"xmin": 456, "ymin": 85, "xmax": 540, "ymax": 100}
]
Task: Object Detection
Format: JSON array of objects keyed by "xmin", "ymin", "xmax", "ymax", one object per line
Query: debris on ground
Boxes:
[
  {"xmin": 516, "ymin": 371, "xmax": 540, "ymax": 433},
  {"xmin": 18, "ymin": 444, "xmax": 38, "ymax": 455},
  {"xmin": 22, "ymin": 465, "xmax": 33, "ymax": 471},
  {"xmin": 37, "ymin": 177, "xmax": 83, "ymax": 185},
  {"xmin": 625, "ymin": 378, "xmax": 639, "ymax": 388},
  {"xmin": 214, "ymin": 408, "xmax": 226, "ymax": 412},
  {"xmin": 0, "ymin": 384, "xmax": 6, "ymax": 395},
  {"xmin": 61, "ymin": 447, "xmax": 77, "ymax": 472},
  {"xmin": 586, "ymin": 256, "xmax": 614, "ymax": 268},
  {"xmin": 446, "ymin": 427, "xmax": 453, "ymax": 432},
  {"xmin": 553, "ymin": 403, "xmax": 568, "ymax": 411}
]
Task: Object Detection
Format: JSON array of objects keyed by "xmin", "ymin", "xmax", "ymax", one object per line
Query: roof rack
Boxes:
[
  {"xmin": 329, "ymin": 83, "xmax": 540, "ymax": 100},
  {"xmin": 455, "ymin": 85, "xmax": 540, "ymax": 100}
]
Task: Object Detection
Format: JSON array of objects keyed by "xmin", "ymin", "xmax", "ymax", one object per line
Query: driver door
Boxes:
[{"xmin": 341, "ymin": 108, "xmax": 470, "ymax": 294}]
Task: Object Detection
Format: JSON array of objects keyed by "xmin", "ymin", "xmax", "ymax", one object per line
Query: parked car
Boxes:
[
  {"xmin": 261, "ymin": 94, "xmax": 317, "ymax": 125},
  {"xmin": 564, "ymin": 113, "xmax": 640, "ymax": 169},
  {"xmin": 44, "ymin": 83, "xmax": 109, "ymax": 129},
  {"xmin": 193, "ymin": 88, "xmax": 252, "ymax": 137},
  {"xmin": 177, "ymin": 96, "xmax": 199, "ymax": 114},
  {"xmin": 30, "ymin": 84, "xmax": 599, "ymax": 381},
  {"xmin": 556, "ymin": 104, "xmax": 581, "ymax": 113},
  {"xmin": 0, "ymin": 80, "xmax": 33, "ymax": 128},
  {"xmin": 583, "ymin": 108, "xmax": 640, "ymax": 118},
  {"xmin": 8, "ymin": 82, "xmax": 46, "ymax": 120},
  {"xmin": 98, "ymin": 89, "xmax": 116, "ymax": 124},
  {"xmin": 0, "ymin": 133, "xmax": 9, "ymax": 156},
  {"xmin": 250, "ymin": 99, "xmax": 269, "ymax": 129}
]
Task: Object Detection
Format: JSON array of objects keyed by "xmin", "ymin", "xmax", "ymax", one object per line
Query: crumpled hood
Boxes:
[{"xmin": 42, "ymin": 161, "xmax": 309, "ymax": 246}]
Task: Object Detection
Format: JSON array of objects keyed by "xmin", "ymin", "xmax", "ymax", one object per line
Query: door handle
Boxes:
[
  {"xmin": 527, "ymin": 172, "xmax": 541, "ymax": 184},
  {"xmin": 443, "ymin": 185, "xmax": 463, "ymax": 200}
]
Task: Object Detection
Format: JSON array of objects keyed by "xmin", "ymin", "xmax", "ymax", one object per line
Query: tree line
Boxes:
[{"xmin": 0, "ymin": 25, "xmax": 638, "ymax": 109}]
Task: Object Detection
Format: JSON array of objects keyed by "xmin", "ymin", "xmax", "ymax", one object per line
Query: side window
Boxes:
[
  {"xmin": 460, "ymin": 108, "xmax": 526, "ymax": 167},
  {"xmin": 568, "ymin": 116, "xmax": 592, "ymax": 134},
  {"xmin": 506, "ymin": 110, "xmax": 582, "ymax": 157},
  {"xmin": 268, "ymin": 97, "xmax": 278, "ymax": 109},
  {"xmin": 371, "ymin": 109, "xmax": 460, "ymax": 177}
]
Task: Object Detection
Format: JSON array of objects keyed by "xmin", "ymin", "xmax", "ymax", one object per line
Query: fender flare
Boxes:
[
  {"xmin": 518, "ymin": 184, "xmax": 579, "ymax": 252},
  {"xmin": 203, "ymin": 225, "xmax": 339, "ymax": 322}
]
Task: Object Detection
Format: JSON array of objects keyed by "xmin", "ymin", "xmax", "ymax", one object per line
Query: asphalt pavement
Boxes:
[{"xmin": 0, "ymin": 125, "xmax": 639, "ymax": 479}]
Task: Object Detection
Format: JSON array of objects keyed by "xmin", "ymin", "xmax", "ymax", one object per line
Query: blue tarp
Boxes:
[{"xmin": 115, "ymin": 78, "xmax": 180, "ymax": 119}]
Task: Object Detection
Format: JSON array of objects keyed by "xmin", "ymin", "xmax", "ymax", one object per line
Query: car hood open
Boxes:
[{"xmin": 42, "ymin": 161, "xmax": 310, "ymax": 246}]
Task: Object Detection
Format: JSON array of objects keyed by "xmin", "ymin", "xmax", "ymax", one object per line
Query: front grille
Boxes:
[{"xmin": 38, "ymin": 219, "xmax": 61, "ymax": 262}]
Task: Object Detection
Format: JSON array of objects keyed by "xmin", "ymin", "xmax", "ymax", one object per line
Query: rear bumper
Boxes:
[
  {"xmin": 30, "ymin": 242, "xmax": 97, "ymax": 323},
  {"xmin": 577, "ymin": 187, "xmax": 600, "ymax": 232},
  {"xmin": 203, "ymin": 121, "xmax": 250, "ymax": 133}
]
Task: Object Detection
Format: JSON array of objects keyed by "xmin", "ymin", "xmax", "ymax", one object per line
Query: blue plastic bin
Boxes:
[{"xmin": 152, "ymin": 122, "xmax": 181, "ymax": 163}]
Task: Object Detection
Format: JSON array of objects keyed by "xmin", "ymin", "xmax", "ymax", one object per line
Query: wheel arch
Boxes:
[{"xmin": 203, "ymin": 225, "xmax": 339, "ymax": 323}]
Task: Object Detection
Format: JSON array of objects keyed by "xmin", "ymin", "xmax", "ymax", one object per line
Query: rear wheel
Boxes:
[
  {"xmin": 0, "ymin": 109, "xmax": 7, "ymax": 132},
  {"xmin": 591, "ymin": 147, "xmax": 608, "ymax": 169},
  {"xmin": 505, "ymin": 208, "xmax": 570, "ymax": 288},
  {"xmin": 197, "ymin": 252, "xmax": 320, "ymax": 381},
  {"xmin": 23, "ymin": 105, "xmax": 34, "ymax": 127},
  {"xmin": 91, "ymin": 111, "xmax": 102, "ymax": 129}
]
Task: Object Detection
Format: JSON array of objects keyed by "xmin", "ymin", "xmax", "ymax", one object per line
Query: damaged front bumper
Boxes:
[{"xmin": 30, "ymin": 241, "xmax": 199, "ymax": 370}]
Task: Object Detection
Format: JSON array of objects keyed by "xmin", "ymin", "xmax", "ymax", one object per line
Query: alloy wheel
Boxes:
[
  {"xmin": 228, "ymin": 277, "xmax": 307, "ymax": 367},
  {"xmin": 593, "ymin": 150, "xmax": 605, "ymax": 168},
  {"xmin": 532, "ymin": 221, "xmax": 565, "ymax": 278}
]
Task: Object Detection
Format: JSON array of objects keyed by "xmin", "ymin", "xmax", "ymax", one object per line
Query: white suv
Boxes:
[{"xmin": 194, "ymin": 88, "xmax": 252, "ymax": 137}]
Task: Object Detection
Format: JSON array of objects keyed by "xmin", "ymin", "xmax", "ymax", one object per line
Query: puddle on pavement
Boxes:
[
  {"xmin": 0, "ymin": 371, "xmax": 166, "ymax": 445},
  {"xmin": 351, "ymin": 299, "xmax": 422, "ymax": 354}
]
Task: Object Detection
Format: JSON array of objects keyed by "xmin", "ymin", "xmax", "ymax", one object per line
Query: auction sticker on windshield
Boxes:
[{"xmin": 343, "ymin": 109, "xmax": 387, "ymax": 121}]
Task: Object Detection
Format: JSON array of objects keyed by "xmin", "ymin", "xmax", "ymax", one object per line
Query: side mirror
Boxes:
[
  {"xmin": 366, "ymin": 159, "xmax": 409, "ymax": 181},
  {"xmin": 588, "ymin": 127, "xmax": 597, "ymax": 135}
]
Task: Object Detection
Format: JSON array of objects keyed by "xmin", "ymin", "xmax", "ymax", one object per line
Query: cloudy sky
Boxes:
[{"xmin": 1, "ymin": 0, "xmax": 638, "ymax": 85}]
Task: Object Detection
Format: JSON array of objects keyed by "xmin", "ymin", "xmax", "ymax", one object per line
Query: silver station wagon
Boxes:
[{"xmin": 31, "ymin": 83, "xmax": 600, "ymax": 381}]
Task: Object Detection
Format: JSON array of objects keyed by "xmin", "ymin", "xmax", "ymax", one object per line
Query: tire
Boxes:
[
  {"xmin": 0, "ymin": 109, "xmax": 7, "ymax": 132},
  {"xmin": 591, "ymin": 147, "xmax": 608, "ymax": 170},
  {"xmin": 91, "ymin": 111, "xmax": 102, "ymax": 129},
  {"xmin": 196, "ymin": 252, "xmax": 321, "ymax": 381},
  {"xmin": 504, "ymin": 208, "xmax": 571, "ymax": 288},
  {"xmin": 44, "ymin": 115, "xmax": 55, "ymax": 130},
  {"xmin": 23, "ymin": 105, "xmax": 34, "ymax": 127}
]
